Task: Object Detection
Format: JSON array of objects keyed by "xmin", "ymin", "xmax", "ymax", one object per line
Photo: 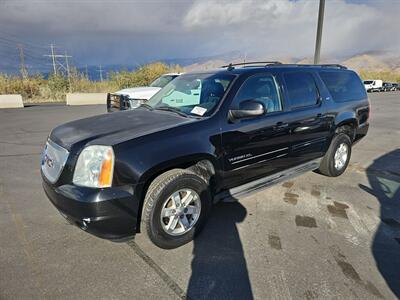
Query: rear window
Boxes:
[
  {"xmin": 283, "ymin": 72, "xmax": 319, "ymax": 108},
  {"xmin": 319, "ymin": 71, "xmax": 366, "ymax": 102}
]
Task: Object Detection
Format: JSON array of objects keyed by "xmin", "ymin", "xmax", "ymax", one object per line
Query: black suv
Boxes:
[{"xmin": 41, "ymin": 62, "xmax": 370, "ymax": 249}]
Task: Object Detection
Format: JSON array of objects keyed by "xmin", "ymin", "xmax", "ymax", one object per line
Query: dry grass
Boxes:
[
  {"xmin": 0, "ymin": 62, "xmax": 183, "ymax": 103},
  {"xmin": 358, "ymin": 69, "xmax": 400, "ymax": 82}
]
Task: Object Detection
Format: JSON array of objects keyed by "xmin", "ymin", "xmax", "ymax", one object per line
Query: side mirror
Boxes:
[{"xmin": 229, "ymin": 99, "xmax": 265, "ymax": 120}]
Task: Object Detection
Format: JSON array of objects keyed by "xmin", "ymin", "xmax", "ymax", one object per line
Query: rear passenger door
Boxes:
[{"xmin": 282, "ymin": 71, "xmax": 331, "ymax": 164}]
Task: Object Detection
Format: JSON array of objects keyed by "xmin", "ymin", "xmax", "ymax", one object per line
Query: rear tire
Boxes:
[
  {"xmin": 141, "ymin": 169, "xmax": 212, "ymax": 249},
  {"xmin": 318, "ymin": 133, "xmax": 352, "ymax": 177}
]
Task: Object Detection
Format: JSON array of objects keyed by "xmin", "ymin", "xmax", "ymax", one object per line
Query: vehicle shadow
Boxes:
[
  {"xmin": 359, "ymin": 149, "xmax": 400, "ymax": 297},
  {"xmin": 187, "ymin": 199, "xmax": 253, "ymax": 300}
]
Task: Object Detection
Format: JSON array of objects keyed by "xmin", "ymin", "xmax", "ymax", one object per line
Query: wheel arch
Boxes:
[
  {"xmin": 133, "ymin": 154, "xmax": 219, "ymax": 232},
  {"xmin": 334, "ymin": 112, "xmax": 358, "ymax": 141}
]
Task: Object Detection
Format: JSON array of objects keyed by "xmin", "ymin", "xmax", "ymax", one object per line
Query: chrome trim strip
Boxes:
[
  {"xmin": 292, "ymin": 137, "xmax": 326, "ymax": 150},
  {"xmin": 232, "ymin": 153, "xmax": 288, "ymax": 171}
]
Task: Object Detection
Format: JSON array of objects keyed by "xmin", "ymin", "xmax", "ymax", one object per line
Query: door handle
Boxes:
[{"xmin": 274, "ymin": 122, "xmax": 289, "ymax": 130}]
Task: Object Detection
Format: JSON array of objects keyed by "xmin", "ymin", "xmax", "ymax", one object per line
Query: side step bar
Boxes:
[{"xmin": 214, "ymin": 158, "xmax": 322, "ymax": 202}]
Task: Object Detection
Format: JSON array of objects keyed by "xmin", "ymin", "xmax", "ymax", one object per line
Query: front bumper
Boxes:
[
  {"xmin": 42, "ymin": 177, "xmax": 139, "ymax": 241},
  {"xmin": 107, "ymin": 93, "xmax": 145, "ymax": 113}
]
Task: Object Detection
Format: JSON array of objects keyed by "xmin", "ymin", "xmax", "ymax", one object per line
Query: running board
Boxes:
[{"xmin": 214, "ymin": 158, "xmax": 322, "ymax": 202}]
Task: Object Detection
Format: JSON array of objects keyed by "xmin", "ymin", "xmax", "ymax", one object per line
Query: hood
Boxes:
[
  {"xmin": 114, "ymin": 86, "xmax": 161, "ymax": 100},
  {"xmin": 50, "ymin": 108, "xmax": 193, "ymax": 151}
]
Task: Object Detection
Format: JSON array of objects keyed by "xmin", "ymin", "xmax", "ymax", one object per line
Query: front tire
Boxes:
[
  {"xmin": 318, "ymin": 133, "xmax": 352, "ymax": 177},
  {"xmin": 142, "ymin": 169, "xmax": 212, "ymax": 249}
]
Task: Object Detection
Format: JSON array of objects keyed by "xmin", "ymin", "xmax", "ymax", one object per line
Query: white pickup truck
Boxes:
[{"xmin": 107, "ymin": 73, "xmax": 180, "ymax": 112}]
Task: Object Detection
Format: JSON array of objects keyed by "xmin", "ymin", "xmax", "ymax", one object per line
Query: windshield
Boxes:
[
  {"xmin": 150, "ymin": 75, "xmax": 178, "ymax": 88},
  {"xmin": 364, "ymin": 81, "xmax": 373, "ymax": 84},
  {"xmin": 146, "ymin": 73, "xmax": 235, "ymax": 117}
]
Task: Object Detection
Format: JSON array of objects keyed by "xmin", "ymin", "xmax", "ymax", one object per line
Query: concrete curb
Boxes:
[
  {"xmin": 0, "ymin": 94, "xmax": 24, "ymax": 108},
  {"xmin": 66, "ymin": 93, "xmax": 107, "ymax": 105}
]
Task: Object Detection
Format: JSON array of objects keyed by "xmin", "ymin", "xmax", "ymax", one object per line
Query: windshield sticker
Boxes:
[{"xmin": 191, "ymin": 106, "xmax": 207, "ymax": 116}]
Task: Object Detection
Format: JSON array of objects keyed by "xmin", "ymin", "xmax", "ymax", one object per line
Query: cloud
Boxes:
[
  {"xmin": 183, "ymin": 0, "xmax": 400, "ymax": 58},
  {"xmin": 0, "ymin": 0, "xmax": 399, "ymax": 70}
]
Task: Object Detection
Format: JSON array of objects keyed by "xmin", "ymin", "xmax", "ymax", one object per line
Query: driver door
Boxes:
[{"xmin": 220, "ymin": 73, "xmax": 293, "ymax": 189}]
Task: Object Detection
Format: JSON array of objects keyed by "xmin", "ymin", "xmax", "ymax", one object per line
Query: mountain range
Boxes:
[{"xmin": 182, "ymin": 51, "xmax": 400, "ymax": 73}]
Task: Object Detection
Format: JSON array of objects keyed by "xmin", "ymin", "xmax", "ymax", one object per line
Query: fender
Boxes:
[
  {"xmin": 112, "ymin": 122, "xmax": 222, "ymax": 189},
  {"xmin": 138, "ymin": 153, "xmax": 220, "ymax": 189},
  {"xmin": 334, "ymin": 111, "xmax": 358, "ymax": 130},
  {"xmin": 131, "ymin": 153, "xmax": 220, "ymax": 233}
]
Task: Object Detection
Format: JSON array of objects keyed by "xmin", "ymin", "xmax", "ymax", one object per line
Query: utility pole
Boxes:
[
  {"xmin": 44, "ymin": 44, "xmax": 72, "ymax": 77},
  {"xmin": 45, "ymin": 44, "xmax": 57, "ymax": 75},
  {"xmin": 17, "ymin": 44, "xmax": 28, "ymax": 79},
  {"xmin": 64, "ymin": 50, "xmax": 71, "ymax": 92},
  {"xmin": 97, "ymin": 65, "xmax": 103, "ymax": 82},
  {"xmin": 314, "ymin": 0, "xmax": 325, "ymax": 65},
  {"xmin": 64, "ymin": 51, "xmax": 70, "ymax": 80},
  {"xmin": 85, "ymin": 64, "xmax": 89, "ymax": 80}
]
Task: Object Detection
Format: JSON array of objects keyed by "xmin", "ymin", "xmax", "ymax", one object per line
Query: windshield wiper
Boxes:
[{"xmin": 154, "ymin": 106, "xmax": 189, "ymax": 118}]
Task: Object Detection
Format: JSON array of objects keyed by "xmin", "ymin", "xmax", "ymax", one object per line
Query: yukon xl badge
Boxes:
[{"xmin": 228, "ymin": 153, "xmax": 252, "ymax": 163}]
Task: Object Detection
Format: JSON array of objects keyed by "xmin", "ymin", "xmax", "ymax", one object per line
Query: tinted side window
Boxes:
[
  {"xmin": 232, "ymin": 74, "xmax": 282, "ymax": 113},
  {"xmin": 283, "ymin": 72, "xmax": 319, "ymax": 108},
  {"xmin": 319, "ymin": 71, "xmax": 367, "ymax": 102}
]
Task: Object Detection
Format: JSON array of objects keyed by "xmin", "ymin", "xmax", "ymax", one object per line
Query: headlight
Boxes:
[
  {"xmin": 73, "ymin": 145, "xmax": 114, "ymax": 188},
  {"xmin": 128, "ymin": 99, "xmax": 145, "ymax": 109}
]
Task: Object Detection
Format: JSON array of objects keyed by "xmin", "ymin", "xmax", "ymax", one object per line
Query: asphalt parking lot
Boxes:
[{"xmin": 1, "ymin": 92, "xmax": 399, "ymax": 300}]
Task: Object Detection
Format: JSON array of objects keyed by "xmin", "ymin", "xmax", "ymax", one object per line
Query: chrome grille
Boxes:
[{"xmin": 41, "ymin": 139, "xmax": 69, "ymax": 183}]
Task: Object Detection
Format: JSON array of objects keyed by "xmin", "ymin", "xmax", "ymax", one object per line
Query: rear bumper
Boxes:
[{"xmin": 42, "ymin": 177, "xmax": 139, "ymax": 241}]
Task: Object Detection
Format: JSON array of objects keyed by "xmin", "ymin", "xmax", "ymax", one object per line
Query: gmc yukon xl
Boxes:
[{"xmin": 41, "ymin": 62, "xmax": 370, "ymax": 249}]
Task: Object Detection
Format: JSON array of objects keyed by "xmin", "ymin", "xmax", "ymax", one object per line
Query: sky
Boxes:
[{"xmin": 0, "ymin": 0, "xmax": 399, "ymax": 73}]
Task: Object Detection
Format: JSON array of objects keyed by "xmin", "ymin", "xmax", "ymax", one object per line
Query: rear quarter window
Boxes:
[{"xmin": 319, "ymin": 71, "xmax": 367, "ymax": 102}]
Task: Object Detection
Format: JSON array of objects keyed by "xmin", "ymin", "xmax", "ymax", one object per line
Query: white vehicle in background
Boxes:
[
  {"xmin": 363, "ymin": 80, "xmax": 383, "ymax": 92},
  {"xmin": 107, "ymin": 73, "xmax": 181, "ymax": 112}
]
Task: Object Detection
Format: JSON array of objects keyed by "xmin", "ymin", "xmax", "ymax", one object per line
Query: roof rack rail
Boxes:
[
  {"xmin": 221, "ymin": 62, "xmax": 347, "ymax": 70},
  {"xmin": 289, "ymin": 63, "xmax": 347, "ymax": 69},
  {"xmin": 221, "ymin": 61, "xmax": 282, "ymax": 69},
  {"xmin": 320, "ymin": 64, "xmax": 347, "ymax": 69}
]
